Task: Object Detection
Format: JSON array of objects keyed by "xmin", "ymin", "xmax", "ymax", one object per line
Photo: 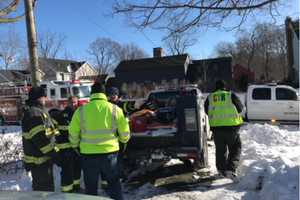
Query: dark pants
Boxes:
[
  {"xmin": 60, "ymin": 149, "xmax": 81, "ymax": 192},
  {"xmin": 212, "ymin": 126, "xmax": 242, "ymax": 172},
  {"xmin": 81, "ymin": 152, "xmax": 123, "ymax": 200},
  {"xmin": 31, "ymin": 162, "xmax": 54, "ymax": 191},
  {"xmin": 73, "ymin": 152, "xmax": 81, "ymax": 191}
]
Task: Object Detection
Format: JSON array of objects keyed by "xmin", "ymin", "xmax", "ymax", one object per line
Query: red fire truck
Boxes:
[{"xmin": 0, "ymin": 80, "xmax": 93, "ymax": 125}]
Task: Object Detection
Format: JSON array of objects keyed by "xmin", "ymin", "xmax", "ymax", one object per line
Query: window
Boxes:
[
  {"xmin": 60, "ymin": 88, "xmax": 68, "ymax": 98},
  {"xmin": 148, "ymin": 91, "xmax": 179, "ymax": 107},
  {"xmin": 50, "ymin": 89, "xmax": 56, "ymax": 98},
  {"xmin": 72, "ymin": 86, "xmax": 91, "ymax": 98},
  {"xmin": 252, "ymin": 88, "xmax": 271, "ymax": 100},
  {"xmin": 276, "ymin": 88, "xmax": 297, "ymax": 100}
]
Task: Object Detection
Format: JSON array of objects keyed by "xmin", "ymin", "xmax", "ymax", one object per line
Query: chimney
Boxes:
[{"xmin": 153, "ymin": 47, "xmax": 164, "ymax": 58}]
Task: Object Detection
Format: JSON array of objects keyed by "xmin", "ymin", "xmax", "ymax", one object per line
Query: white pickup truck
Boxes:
[{"xmin": 245, "ymin": 84, "xmax": 299, "ymax": 122}]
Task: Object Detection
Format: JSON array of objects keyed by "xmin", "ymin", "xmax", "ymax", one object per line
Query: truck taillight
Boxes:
[{"xmin": 184, "ymin": 108, "xmax": 197, "ymax": 131}]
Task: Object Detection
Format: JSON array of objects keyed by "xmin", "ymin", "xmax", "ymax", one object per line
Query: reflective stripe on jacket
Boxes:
[
  {"xmin": 208, "ymin": 90, "xmax": 243, "ymax": 127},
  {"xmin": 68, "ymin": 93, "xmax": 130, "ymax": 154},
  {"xmin": 51, "ymin": 107, "xmax": 74, "ymax": 151}
]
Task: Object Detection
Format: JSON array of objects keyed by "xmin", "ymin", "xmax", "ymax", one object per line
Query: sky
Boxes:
[{"xmin": 0, "ymin": 0, "xmax": 299, "ymax": 62}]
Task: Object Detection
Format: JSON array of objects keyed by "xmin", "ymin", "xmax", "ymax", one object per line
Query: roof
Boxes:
[
  {"xmin": 115, "ymin": 54, "xmax": 189, "ymax": 72},
  {"xmin": 191, "ymin": 57, "xmax": 232, "ymax": 65},
  {"xmin": 39, "ymin": 58, "xmax": 85, "ymax": 75},
  {"xmin": 0, "ymin": 70, "xmax": 30, "ymax": 84}
]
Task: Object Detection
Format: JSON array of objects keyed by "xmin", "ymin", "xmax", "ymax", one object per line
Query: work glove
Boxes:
[{"xmin": 119, "ymin": 142, "xmax": 127, "ymax": 154}]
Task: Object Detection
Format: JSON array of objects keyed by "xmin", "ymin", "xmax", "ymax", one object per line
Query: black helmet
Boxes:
[
  {"xmin": 106, "ymin": 87, "xmax": 119, "ymax": 97},
  {"xmin": 28, "ymin": 86, "xmax": 46, "ymax": 101}
]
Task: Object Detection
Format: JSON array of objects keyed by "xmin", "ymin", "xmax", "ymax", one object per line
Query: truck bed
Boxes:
[{"xmin": 129, "ymin": 127, "xmax": 177, "ymax": 148}]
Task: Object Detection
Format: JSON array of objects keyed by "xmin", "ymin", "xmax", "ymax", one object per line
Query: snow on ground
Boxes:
[{"xmin": 0, "ymin": 124, "xmax": 299, "ymax": 200}]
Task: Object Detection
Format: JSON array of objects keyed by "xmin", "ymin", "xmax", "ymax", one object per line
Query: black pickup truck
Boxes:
[{"xmin": 124, "ymin": 86, "xmax": 210, "ymax": 170}]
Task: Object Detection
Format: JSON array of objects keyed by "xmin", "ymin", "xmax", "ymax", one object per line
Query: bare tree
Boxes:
[
  {"xmin": 0, "ymin": 29, "xmax": 23, "ymax": 69},
  {"xmin": 38, "ymin": 31, "xmax": 67, "ymax": 59},
  {"xmin": 88, "ymin": 38, "xmax": 148, "ymax": 74},
  {"xmin": 215, "ymin": 22, "xmax": 287, "ymax": 81},
  {"xmin": 0, "ymin": 0, "xmax": 23, "ymax": 23},
  {"xmin": 113, "ymin": 0, "xmax": 281, "ymax": 37},
  {"xmin": 88, "ymin": 38, "xmax": 122, "ymax": 74},
  {"xmin": 164, "ymin": 27, "xmax": 197, "ymax": 55},
  {"xmin": 118, "ymin": 43, "xmax": 148, "ymax": 60},
  {"xmin": 215, "ymin": 42, "xmax": 236, "ymax": 58}
]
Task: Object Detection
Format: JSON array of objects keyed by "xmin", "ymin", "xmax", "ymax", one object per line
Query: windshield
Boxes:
[
  {"xmin": 72, "ymin": 86, "xmax": 91, "ymax": 98},
  {"xmin": 148, "ymin": 91, "xmax": 180, "ymax": 107}
]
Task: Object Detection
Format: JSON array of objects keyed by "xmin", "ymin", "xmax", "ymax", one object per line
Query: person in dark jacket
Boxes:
[
  {"xmin": 51, "ymin": 96, "xmax": 81, "ymax": 192},
  {"xmin": 106, "ymin": 87, "xmax": 136, "ymax": 116},
  {"xmin": 204, "ymin": 80, "xmax": 244, "ymax": 178},
  {"xmin": 22, "ymin": 86, "xmax": 61, "ymax": 191}
]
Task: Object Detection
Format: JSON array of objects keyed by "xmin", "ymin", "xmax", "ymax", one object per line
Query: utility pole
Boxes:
[{"xmin": 24, "ymin": 0, "xmax": 41, "ymax": 87}]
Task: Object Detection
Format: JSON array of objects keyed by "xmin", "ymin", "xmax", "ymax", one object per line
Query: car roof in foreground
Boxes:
[{"xmin": 0, "ymin": 191, "xmax": 112, "ymax": 200}]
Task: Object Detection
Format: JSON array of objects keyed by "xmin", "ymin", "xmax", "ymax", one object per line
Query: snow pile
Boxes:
[
  {"xmin": 238, "ymin": 124, "xmax": 300, "ymax": 200},
  {"xmin": 0, "ymin": 126, "xmax": 23, "ymax": 165}
]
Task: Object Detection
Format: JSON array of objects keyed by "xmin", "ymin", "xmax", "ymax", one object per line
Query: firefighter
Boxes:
[
  {"xmin": 51, "ymin": 96, "xmax": 81, "ymax": 193},
  {"xmin": 21, "ymin": 86, "xmax": 61, "ymax": 191},
  {"xmin": 204, "ymin": 80, "xmax": 244, "ymax": 178},
  {"xmin": 106, "ymin": 87, "xmax": 136, "ymax": 116},
  {"xmin": 69, "ymin": 82, "xmax": 130, "ymax": 200},
  {"xmin": 105, "ymin": 87, "xmax": 132, "ymax": 184}
]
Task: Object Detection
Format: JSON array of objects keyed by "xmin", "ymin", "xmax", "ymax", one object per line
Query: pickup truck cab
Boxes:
[{"xmin": 246, "ymin": 84, "xmax": 299, "ymax": 122}]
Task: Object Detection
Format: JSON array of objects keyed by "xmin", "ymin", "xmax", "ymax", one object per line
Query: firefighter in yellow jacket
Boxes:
[
  {"xmin": 22, "ymin": 87, "xmax": 61, "ymax": 191},
  {"xmin": 69, "ymin": 82, "xmax": 130, "ymax": 200}
]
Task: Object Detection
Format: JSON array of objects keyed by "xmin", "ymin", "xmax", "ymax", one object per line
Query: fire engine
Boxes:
[{"xmin": 0, "ymin": 80, "xmax": 93, "ymax": 125}]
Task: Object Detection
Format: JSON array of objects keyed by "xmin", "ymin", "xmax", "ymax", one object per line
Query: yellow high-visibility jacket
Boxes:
[
  {"xmin": 208, "ymin": 90, "xmax": 243, "ymax": 127},
  {"xmin": 68, "ymin": 93, "xmax": 130, "ymax": 154}
]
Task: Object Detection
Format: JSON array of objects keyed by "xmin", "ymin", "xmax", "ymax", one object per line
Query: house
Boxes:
[
  {"xmin": 114, "ymin": 48, "xmax": 190, "ymax": 98},
  {"xmin": 39, "ymin": 58, "xmax": 98, "ymax": 81},
  {"xmin": 0, "ymin": 70, "xmax": 31, "ymax": 85},
  {"xmin": 285, "ymin": 17, "xmax": 299, "ymax": 87},
  {"xmin": 186, "ymin": 57, "xmax": 233, "ymax": 92}
]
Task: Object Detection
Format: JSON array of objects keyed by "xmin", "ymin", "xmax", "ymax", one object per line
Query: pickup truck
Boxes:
[
  {"xmin": 124, "ymin": 85, "xmax": 210, "ymax": 170},
  {"xmin": 244, "ymin": 84, "xmax": 299, "ymax": 122}
]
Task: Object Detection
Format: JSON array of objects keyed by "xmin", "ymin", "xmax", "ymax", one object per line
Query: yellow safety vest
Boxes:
[
  {"xmin": 69, "ymin": 93, "xmax": 130, "ymax": 154},
  {"xmin": 208, "ymin": 90, "xmax": 243, "ymax": 127}
]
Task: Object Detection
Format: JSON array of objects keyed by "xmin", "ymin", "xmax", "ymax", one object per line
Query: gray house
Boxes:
[
  {"xmin": 114, "ymin": 48, "xmax": 190, "ymax": 98},
  {"xmin": 187, "ymin": 57, "xmax": 233, "ymax": 92},
  {"xmin": 0, "ymin": 70, "xmax": 31, "ymax": 85}
]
